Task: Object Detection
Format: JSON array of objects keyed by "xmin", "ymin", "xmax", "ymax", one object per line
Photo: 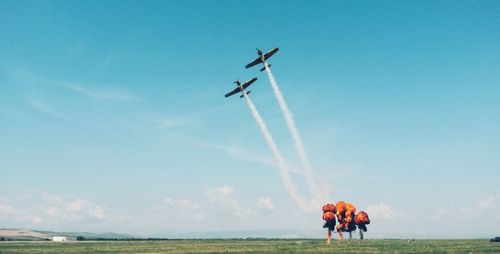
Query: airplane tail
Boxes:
[
  {"xmin": 259, "ymin": 64, "xmax": 271, "ymax": 72},
  {"xmin": 240, "ymin": 91, "xmax": 251, "ymax": 98}
]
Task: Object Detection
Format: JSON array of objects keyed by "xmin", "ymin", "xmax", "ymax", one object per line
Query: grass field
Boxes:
[{"xmin": 0, "ymin": 239, "xmax": 499, "ymax": 254}]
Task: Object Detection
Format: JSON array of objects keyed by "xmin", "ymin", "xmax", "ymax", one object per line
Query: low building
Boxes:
[{"xmin": 52, "ymin": 236, "xmax": 68, "ymax": 242}]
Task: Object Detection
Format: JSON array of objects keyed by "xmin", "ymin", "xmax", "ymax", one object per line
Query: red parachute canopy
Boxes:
[
  {"xmin": 322, "ymin": 203, "xmax": 337, "ymax": 213},
  {"xmin": 323, "ymin": 211, "xmax": 335, "ymax": 221},
  {"xmin": 355, "ymin": 211, "xmax": 370, "ymax": 225}
]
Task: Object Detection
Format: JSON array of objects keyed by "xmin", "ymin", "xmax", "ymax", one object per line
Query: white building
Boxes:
[{"xmin": 52, "ymin": 236, "xmax": 68, "ymax": 242}]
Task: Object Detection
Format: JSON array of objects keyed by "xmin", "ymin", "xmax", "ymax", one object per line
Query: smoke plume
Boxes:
[
  {"xmin": 242, "ymin": 93, "xmax": 313, "ymax": 211},
  {"xmin": 262, "ymin": 61, "xmax": 324, "ymax": 203}
]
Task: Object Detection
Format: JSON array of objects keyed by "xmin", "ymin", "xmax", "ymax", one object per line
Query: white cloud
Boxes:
[
  {"xmin": 367, "ymin": 203, "xmax": 395, "ymax": 220},
  {"xmin": 0, "ymin": 201, "xmax": 45, "ymax": 225},
  {"xmin": 164, "ymin": 198, "xmax": 199, "ymax": 210},
  {"xmin": 31, "ymin": 216, "xmax": 43, "ymax": 225},
  {"xmin": 62, "ymin": 82, "xmax": 140, "ymax": 101},
  {"xmin": 205, "ymin": 185, "xmax": 233, "ymax": 200},
  {"xmin": 366, "ymin": 203, "xmax": 410, "ymax": 220},
  {"xmin": 38, "ymin": 193, "xmax": 105, "ymax": 222},
  {"xmin": 41, "ymin": 192, "xmax": 64, "ymax": 203},
  {"xmin": 477, "ymin": 195, "xmax": 498, "ymax": 209},
  {"xmin": 205, "ymin": 186, "xmax": 251, "ymax": 218},
  {"xmin": 432, "ymin": 195, "xmax": 500, "ymax": 220},
  {"xmin": 0, "ymin": 192, "xmax": 106, "ymax": 227},
  {"xmin": 0, "ymin": 203, "xmax": 16, "ymax": 215},
  {"xmin": 256, "ymin": 198, "xmax": 275, "ymax": 211},
  {"xmin": 217, "ymin": 186, "xmax": 233, "ymax": 195},
  {"xmin": 66, "ymin": 199, "xmax": 105, "ymax": 220},
  {"xmin": 160, "ymin": 197, "xmax": 204, "ymax": 221},
  {"xmin": 424, "ymin": 195, "xmax": 500, "ymax": 236},
  {"xmin": 1, "ymin": 189, "xmax": 328, "ymax": 235},
  {"xmin": 45, "ymin": 206, "xmax": 59, "ymax": 217}
]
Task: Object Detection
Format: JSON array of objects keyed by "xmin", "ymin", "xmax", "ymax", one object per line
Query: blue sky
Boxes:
[{"xmin": 1, "ymin": 0, "xmax": 499, "ymax": 238}]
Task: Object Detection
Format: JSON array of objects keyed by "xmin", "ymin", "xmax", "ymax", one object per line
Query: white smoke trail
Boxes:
[
  {"xmin": 242, "ymin": 93, "xmax": 314, "ymax": 211},
  {"xmin": 263, "ymin": 61, "xmax": 325, "ymax": 203}
]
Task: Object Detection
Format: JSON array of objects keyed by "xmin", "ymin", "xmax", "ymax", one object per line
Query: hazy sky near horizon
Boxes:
[{"xmin": 1, "ymin": 0, "xmax": 499, "ymax": 237}]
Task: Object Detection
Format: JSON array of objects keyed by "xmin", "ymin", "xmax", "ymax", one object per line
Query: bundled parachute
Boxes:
[
  {"xmin": 322, "ymin": 203, "xmax": 337, "ymax": 244},
  {"xmin": 355, "ymin": 211, "xmax": 370, "ymax": 232},
  {"xmin": 334, "ymin": 201, "xmax": 357, "ymax": 239},
  {"xmin": 322, "ymin": 203, "xmax": 336, "ymax": 230},
  {"xmin": 322, "ymin": 201, "xmax": 370, "ymax": 241},
  {"xmin": 344, "ymin": 202, "xmax": 357, "ymax": 232},
  {"xmin": 322, "ymin": 203, "xmax": 336, "ymax": 214}
]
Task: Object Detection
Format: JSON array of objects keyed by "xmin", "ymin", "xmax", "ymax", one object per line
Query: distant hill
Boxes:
[
  {"xmin": 0, "ymin": 229, "xmax": 133, "ymax": 241},
  {"xmin": 0, "ymin": 229, "xmax": 52, "ymax": 241},
  {"xmin": 155, "ymin": 229, "xmax": 320, "ymax": 239},
  {"xmin": 0, "ymin": 228, "xmax": 320, "ymax": 241}
]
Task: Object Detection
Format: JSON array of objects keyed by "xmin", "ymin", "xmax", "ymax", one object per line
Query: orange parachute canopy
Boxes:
[
  {"xmin": 336, "ymin": 201, "xmax": 347, "ymax": 216},
  {"xmin": 323, "ymin": 211, "xmax": 335, "ymax": 221},
  {"xmin": 322, "ymin": 203, "xmax": 337, "ymax": 213},
  {"xmin": 346, "ymin": 202, "xmax": 356, "ymax": 214},
  {"xmin": 355, "ymin": 211, "xmax": 370, "ymax": 225}
]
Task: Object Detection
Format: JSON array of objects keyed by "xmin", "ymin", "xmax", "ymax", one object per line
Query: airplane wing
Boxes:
[
  {"xmin": 225, "ymin": 87, "xmax": 241, "ymax": 98},
  {"xmin": 245, "ymin": 57, "xmax": 262, "ymax": 69},
  {"xmin": 263, "ymin": 47, "xmax": 279, "ymax": 60},
  {"xmin": 225, "ymin": 77, "xmax": 257, "ymax": 98},
  {"xmin": 241, "ymin": 77, "xmax": 257, "ymax": 89},
  {"xmin": 245, "ymin": 48, "xmax": 279, "ymax": 69}
]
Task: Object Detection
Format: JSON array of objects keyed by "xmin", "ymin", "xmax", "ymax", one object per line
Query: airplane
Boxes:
[
  {"xmin": 245, "ymin": 47, "xmax": 279, "ymax": 71},
  {"xmin": 224, "ymin": 77, "xmax": 258, "ymax": 98}
]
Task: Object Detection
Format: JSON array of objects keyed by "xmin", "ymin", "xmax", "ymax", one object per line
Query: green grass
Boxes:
[{"xmin": 0, "ymin": 239, "xmax": 499, "ymax": 254}]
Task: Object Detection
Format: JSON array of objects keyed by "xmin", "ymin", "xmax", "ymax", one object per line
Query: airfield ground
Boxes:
[{"xmin": 0, "ymin": 239, "xmax": 499, "ymax": 254}]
